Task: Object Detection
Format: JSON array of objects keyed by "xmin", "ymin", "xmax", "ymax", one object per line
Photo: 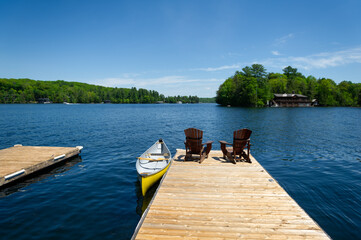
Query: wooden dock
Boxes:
[
  {"xmin": 133, "ymin": 149, "xmax": 330, "ymax": 239},
  {"xmin": 0, "ymin": 145, "xmax": 83, "ymax": 187}
]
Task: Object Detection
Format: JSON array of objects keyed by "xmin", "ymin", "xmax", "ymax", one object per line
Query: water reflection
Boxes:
[
  {"xmin": 135, "ymin": 179, "xmax": 160, "ymax": 217},
  {"xmin": 0, "ymin": 156, "xmax": 82, "ymax": 198}
]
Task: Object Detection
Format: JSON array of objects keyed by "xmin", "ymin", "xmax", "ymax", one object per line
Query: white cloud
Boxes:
[
  {"xmin": 195, "ymin": 64, "xmax": 241, "ymax": 72},
  {"xmin": 121, "ymin": 73, "xmax": 141, "ymax": 78},
  {"xmin": 99, "ymin": 77, "xmax": 136, "ymax": 86},
  {"xmin": 95, "ymin": 75, "xmax": 222, "ymax": 97},
  {"xmin": 260, "ymin": 46, "xmax": 361, "ymax": 70},
  {"xmin": 98, "ymin": 75, "xmax": 221, "ymax": 88},
  {"xmin": 97, "ymin": 46, "xmax": 361, "ymax": 95},
  {"xmin": 274, "ymin": 33, "xmax": 294, "ymax": 45}
]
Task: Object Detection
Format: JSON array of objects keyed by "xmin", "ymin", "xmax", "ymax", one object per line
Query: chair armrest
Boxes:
[
  {"xmin": 219, "ymin": 140, "xmax": 232, "ymax": 145},
  {"xmin": 203, "ymin": 141, "xmax": 214, "ymax": 145},
  {"xmin": 202, "ymin": 141, "xmax": 213, "ymax": 157}
]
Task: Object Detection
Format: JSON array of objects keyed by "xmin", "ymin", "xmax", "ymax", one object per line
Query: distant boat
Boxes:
[
  {"xmin": 136, "ymin": 139, "xmax": 172, "ymax": 196},
  {"xmin": 177, "ymin": 101, "xmax": 182, "ymax": 104}
]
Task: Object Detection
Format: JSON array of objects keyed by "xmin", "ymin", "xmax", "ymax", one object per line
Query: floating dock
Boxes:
[
  {"xmin": 133, "ymin": 149, "xmax": 330, "ymax": 239},
  {"xmin": 0, "ymin": 145, "xmax": 83, "ymax": 187}
]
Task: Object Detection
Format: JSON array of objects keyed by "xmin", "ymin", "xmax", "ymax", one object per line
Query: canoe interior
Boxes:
[{"xmin": 136, "ymin": 140, "xmax": 171, "ymax": 176}]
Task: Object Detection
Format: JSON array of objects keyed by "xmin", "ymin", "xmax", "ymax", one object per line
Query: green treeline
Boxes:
[
  {"xmin": 216, "ymin": 64, "xmax": 361, "ymax": 107},
  {"xmin": 0, "ymin": 78, "xmax": 199, "ymax": 104},
  {"xmin": 199, "ymin": 97, "xmax": 216, "ymax": 103}
]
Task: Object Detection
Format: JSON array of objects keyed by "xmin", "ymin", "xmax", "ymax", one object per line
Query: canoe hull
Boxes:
[
  {"xmin": 136, "ymin": 139, "xmax": 172, "ymax": 196},
  {"xmin": 139, "ymin": 161, "xmax": 170, "ymax": 196}
]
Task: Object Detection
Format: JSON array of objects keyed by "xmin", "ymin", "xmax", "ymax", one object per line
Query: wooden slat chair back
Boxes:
[
  {"xmin": 184, "ymin": 128, "xmax": 213, "ymax": 163},
  {"xmin": 184, "ymin": 128, "xmax": 203, "ymax": 154},
  {"xmin": 233, "ymin": 129, "xmax": 252, "ymax": 156},
  {"xmin": 219, "ymin": 128, "xmax": 252, "ymax": 164}
]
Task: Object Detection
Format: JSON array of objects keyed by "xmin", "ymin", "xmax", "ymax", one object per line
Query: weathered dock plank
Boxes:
[
  {"xmin": 0, "ymin": 145, "xmax": 83, "ymax": 187},
  {"xmin": 133, "ymin": 149, "xmax": 330, "ymax": 239}
]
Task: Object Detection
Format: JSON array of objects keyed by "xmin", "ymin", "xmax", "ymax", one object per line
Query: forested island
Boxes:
[
  {"xmin": 216, "ymin": 64, "xmax": 361, "ymax": 107},
  {"xmin": 0, "ymin": 78, "xmax": 199, "ymax": 104}
]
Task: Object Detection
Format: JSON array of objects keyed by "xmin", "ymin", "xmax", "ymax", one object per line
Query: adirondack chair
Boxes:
[
  {"xmin": 219, "ymin": 129, "xmax": 252, "ymax": 164},
  {"xmin": 184, "ymin": 128, "xmax": 213, "ymax": 163}
]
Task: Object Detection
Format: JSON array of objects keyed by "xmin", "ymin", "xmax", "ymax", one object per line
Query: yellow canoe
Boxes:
[{"xmin": 136, "ymin": 139, "xmax": 172, "ymax": 196}]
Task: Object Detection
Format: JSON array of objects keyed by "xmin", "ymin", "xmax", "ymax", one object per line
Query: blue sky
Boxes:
[{"xmin": 1, "ymin": 0, "xmax": 361, "ymax": 97}]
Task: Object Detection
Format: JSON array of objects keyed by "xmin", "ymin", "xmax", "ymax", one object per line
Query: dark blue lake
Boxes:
[{"xmin": 0, "ymin": 104, "xmax": 360, "ymax": 239}]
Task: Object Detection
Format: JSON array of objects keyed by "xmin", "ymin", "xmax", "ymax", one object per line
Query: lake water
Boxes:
[{"xmin": 0, "ymin": 104, "xmax": 360, "ymax": 240}]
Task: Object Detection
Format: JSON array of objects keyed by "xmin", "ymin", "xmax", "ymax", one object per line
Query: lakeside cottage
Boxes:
[{"xmin": 270, "ymin": 93, "xmax": 314, "ymax": 107}]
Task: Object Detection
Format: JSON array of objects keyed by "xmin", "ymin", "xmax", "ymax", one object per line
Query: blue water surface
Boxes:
[{"xmin": 0, "ymin": 104, "xmax": 360, "ymax": 239}]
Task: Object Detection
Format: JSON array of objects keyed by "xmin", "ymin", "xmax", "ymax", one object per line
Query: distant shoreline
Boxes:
[{"xmin": 0, "ymin": 78, "xmax": 203, "ymax": 104}]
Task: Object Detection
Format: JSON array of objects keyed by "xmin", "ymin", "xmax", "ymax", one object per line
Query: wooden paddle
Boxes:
[{"xmin": 137, "ymin": 157, "xmax": 168, "ymax": 161}]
